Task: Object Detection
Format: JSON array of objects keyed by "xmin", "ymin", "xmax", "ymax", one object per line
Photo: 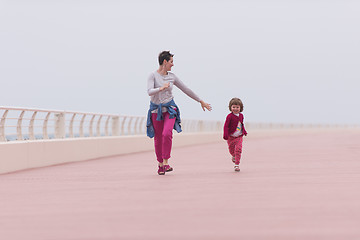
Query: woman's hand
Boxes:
[
  {"xmin": 160, "ymin": 82, "xmax": 170, "ymax": 91},
  {"xmin": 200, "ymin": 100, "xmax": 212, "ymax": 111}
]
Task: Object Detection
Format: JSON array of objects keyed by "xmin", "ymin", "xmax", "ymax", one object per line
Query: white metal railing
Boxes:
[
  {"xmin": 0, "ymin": 106, "xmax": 223, "ymax": 142},
  {"xmin": 3, "ymin": 106, "xmax": 355, "ymax": 142},
  {"xmin": 245, "ymin": 122, "xmax": 359, "ymax": 130}
]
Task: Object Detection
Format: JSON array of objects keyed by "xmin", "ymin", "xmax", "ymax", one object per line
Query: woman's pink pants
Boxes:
[{"xmin": 151, "ymin": 112, "xmax": 176, "ymax": 163}]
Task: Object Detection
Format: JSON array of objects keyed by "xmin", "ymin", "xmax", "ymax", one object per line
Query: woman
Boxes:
[{"xmin": 147, "ymin": 51, "xmax": 212, "ymax": 175}]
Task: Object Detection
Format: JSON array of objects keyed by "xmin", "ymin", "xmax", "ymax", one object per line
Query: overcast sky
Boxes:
[{"xmin": 1, "ymin": 0, "xmax": 359, "ymax": 125}]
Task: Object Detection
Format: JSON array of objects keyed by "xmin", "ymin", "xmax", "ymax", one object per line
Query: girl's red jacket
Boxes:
[{"xmin": 223, "ymin": 113, "xmax": 248, "ymax": 140}]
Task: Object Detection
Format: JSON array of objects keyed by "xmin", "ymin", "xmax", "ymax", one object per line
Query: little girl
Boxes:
[{"xmin": 223, "ymin": 98, "xmax": 247, "ymax": 172}]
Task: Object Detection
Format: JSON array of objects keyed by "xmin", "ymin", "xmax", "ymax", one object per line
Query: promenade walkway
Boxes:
[{"xmin": 1, "ymin": 129, "xmax": 359, "ymax": 240}]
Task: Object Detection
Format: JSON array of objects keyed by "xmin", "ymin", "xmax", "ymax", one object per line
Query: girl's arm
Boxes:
[
  {"xmin": 241, "ymin": 114, "xmax": 248, "ymax": 136},
  {"xmin": 223, "ymin": 114, "xmax": 231, "ymax": 140}
]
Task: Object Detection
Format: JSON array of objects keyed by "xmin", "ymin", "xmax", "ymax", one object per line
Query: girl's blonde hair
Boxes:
[{"xmin": 228, "ymin": 98, "xmax": 244, "ymax": 112}]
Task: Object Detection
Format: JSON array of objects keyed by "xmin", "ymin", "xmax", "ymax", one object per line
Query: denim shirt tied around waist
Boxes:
[{"xmin": 146, "ymin": 99, "xmax": 182, "ymax": 138}]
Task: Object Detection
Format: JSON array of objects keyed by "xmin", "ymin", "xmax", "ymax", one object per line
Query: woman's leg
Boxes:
[
  {"xmin": 162, "ymin": 112, "xmax": 176, "ymax": 160},
  {"xmin": 151, "ymin": 113, "xmax": 164, "ymax": 164}
]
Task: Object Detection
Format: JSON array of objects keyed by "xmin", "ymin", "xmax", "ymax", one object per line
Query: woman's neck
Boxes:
[{"xmin": 157, "ymin": 67, "xmax": 168, "ymax": 76}]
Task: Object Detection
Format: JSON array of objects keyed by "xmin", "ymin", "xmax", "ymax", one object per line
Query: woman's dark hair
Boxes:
[
  {"xmin": 229, "ymin": 98, "xmax": 244, "ymax": 112},
  {"xmin": 158, "ymin": 51, "xmax": 174, "ymax": 65}
]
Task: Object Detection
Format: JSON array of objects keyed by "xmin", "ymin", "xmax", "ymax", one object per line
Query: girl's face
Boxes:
[
  {"xmin": 163, "ymin": 57, "xmax": 174, "ymax": 72},
  {"xmin": 231, "ymin": 104, "xmax": 241, "ymax": 114}
]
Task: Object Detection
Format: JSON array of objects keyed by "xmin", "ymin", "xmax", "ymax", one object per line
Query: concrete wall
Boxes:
[
  {"xmin": 3, "ymin": 128, "xmax": 350, "ymax": 174},
  {"xmin": 0, "ymin": 132, "xmax": 222, "ymax": 174}
]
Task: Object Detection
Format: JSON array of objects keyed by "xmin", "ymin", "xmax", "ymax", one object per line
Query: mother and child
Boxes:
[{"xmin": 147, "ymin": 51, "xmax": 247, "ymax": 175}]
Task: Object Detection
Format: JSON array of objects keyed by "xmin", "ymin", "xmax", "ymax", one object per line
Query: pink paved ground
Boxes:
[{"xmin": 1, "ymin": 129, "xmax": 360, "ymax": 240}]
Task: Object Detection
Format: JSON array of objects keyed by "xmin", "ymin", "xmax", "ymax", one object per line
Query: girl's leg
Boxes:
[
  {"xmin": 151, "ymin": 113, "xmax": 164, "ymax": 164},
  {"xmin": 227, "ymin": 136, "xmax": 236, "ymax": 158},
  {"xmin": 162, "ymin": 112, "xmax": 176, "ymax": 160},
  {"xmin": 234, "ymin": 136, "xmax": 243, "ymax": 165}
]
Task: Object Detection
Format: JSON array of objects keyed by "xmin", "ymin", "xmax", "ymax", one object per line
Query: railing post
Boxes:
[
  {"xmin": 105, "ymin": 116, "xmax": 111, "ymax": 136},
  {"xmin": 198, "ymin": 120, "xmax": 204, "ymax": 132},
  {"xmin": 69, "ymin": 113, "xmax": 76, "ymax": 138},
  {"xmin": 89, "ymin": 115, "xmax": 96, "ymax": 137},
  {"xmin": 17, "ymin": 111, "xmax": 25, "ymax": 140},
  {"xmin": 112, "ymin": 116, "xmax": 120, "ymax": 136},
  {"xmin": 79, "ymin": 114, "xmax": 86, "ymax": 137},
  {"xmin": 29, "ymin": 111, "xmax": 37, "ymax": 140},
  {"xmin": 96, "ymin": 115, "xmax": 102, "ymax": 137},
  {"xmin": 121, "ymin": 116, "xmax": 127, "ymax": 135},
  {"xmin": 139, "ymin": 117, "xmax": 145, "ymax": 135},
  {"xmin": 54, "ymin": 112, "xmax": 65, "ymax": 139},
  {"xmin": 43, "ymin": 112, "xmax": 51, "ymax": 139},
  {"xmin": 134, "ymin": 117, "xmax": 140, "ymax": 135},
  {"xmin": 0, "ymin": 110, "xmax": 9, "ymax": 141},
  {"xmin": 127, "ymin": 117, "xmax": 134, "ymax": 135},
  {"xmin": 217, "ymin": 121, "xmax": 222, "ymax": 131}
]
